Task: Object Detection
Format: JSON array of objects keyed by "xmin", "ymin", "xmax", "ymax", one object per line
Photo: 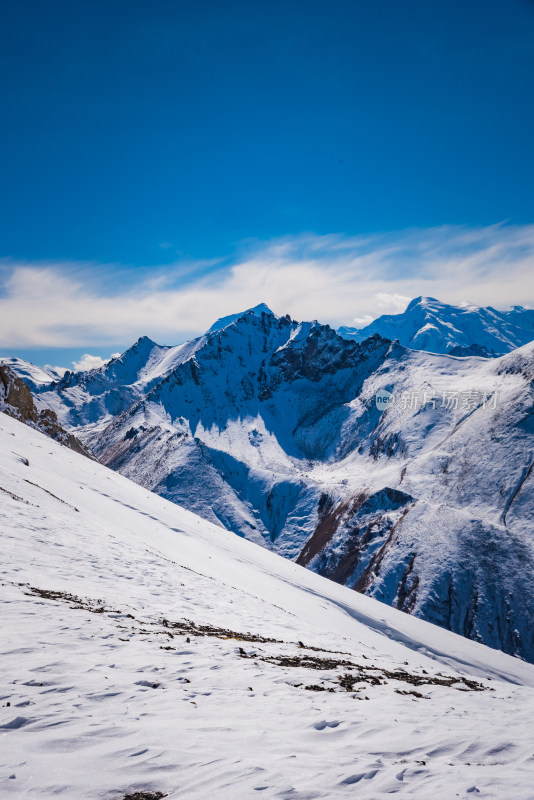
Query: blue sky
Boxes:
[{"xmin": 1, "ymin": 0, "xmax": 533, "ymax": 368}]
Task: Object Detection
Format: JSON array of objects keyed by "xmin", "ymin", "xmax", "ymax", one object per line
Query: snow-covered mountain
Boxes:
[
  {"xmin": 0, "ymin": 356, "xmax": 63, "ymax": 391},
  {"xmin": 7, "ymin": 306, "xmax": 534, "ymax": 663},
  {"xmin": 338, "ymin": 296, "xmax": 534, "ymax": 356},
  {"xmin": 2, "ymin": 411, "xmax": 534, "ymax": 799},
  {"xmin": 25, "ymin": 309, "xmax": 394, "ymax": 556}
]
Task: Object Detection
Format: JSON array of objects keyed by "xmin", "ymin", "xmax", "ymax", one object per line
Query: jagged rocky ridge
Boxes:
[{"xmin": 9, "ymin": 306, "xmax": 534, "ymax": 663}]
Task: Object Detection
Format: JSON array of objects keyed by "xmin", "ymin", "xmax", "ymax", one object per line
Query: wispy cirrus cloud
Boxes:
[{"xmin": 1, "ymin": 223, "xmax": 533, "ymax": 349}]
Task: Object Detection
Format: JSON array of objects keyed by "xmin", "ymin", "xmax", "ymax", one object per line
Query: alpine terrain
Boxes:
[{"xmin": 3, "ymin": 302, "xmax": 534, "ymax": 664}]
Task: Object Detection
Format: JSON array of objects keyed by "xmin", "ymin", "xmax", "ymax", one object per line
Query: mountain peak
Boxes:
[
  {"xmin": 405, "ymin": 296, "xmax": 440, "ymax": 312},
  {"xmin": 339, "ymin": 298, "xmax": 534, "ymax": 356},
  {"xmin": 207, "ymin": 303, "xmax": 275, "ymax": 334},
  {"xmin": 249, "ymin": 302, "xmax": 273, "ymax": 315},
  {"xmin": 133, "ymin": 335, "xmax": 158, "ymax": 348}
]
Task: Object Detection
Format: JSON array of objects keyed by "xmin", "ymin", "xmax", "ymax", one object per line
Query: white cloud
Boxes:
[
  {"xmin": 0, "ymin": 223, "xmax": 533, "ymax": 348},
  {"xmin": 71, "ymin": 354, "xmax": 110, "ymax": 372},
  {"xmin": 375, "ymin": 293, "xmax": 412, "ymax": 314},
  {"xmin": 351, "ymin": 315, "xmax": 374, "ymax": 328}
]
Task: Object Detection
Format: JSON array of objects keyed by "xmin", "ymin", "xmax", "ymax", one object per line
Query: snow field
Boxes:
[{"xmin": 1, "ymin": 412, "xmax": 534, "ymax": 799}]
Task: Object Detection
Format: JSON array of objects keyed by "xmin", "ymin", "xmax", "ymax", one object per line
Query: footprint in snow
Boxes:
[
  {"xmin": 313, "ymin": 719, "xmax": 340, "ymax": 731},
  {"xmin": 340, "ymin": 769, "xmax": 379, "ymax": 784}
]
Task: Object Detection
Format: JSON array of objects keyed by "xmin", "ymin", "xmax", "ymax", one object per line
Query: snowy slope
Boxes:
[
  {"xmin": 6, "ymin": 307, "xmax": 534, "ymax": 662},
  {"xmin": 338, "ymin": 296, "xmax": 534, "ymax": 355},
  {"xmin": 2, "ymin": 411, "xmax": 534, "ymax": 800}
]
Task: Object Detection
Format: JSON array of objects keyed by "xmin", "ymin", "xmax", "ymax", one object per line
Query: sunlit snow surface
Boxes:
[{"xmin": 1, "ymin": 412, "xmax": 534, "ymax": 800}]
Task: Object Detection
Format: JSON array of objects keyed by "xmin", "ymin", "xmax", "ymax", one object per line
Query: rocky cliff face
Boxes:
[
  {"xmin": 0, "ymin": 365, "xmax": 93, "ymax": 458},
  {"xmin": 6, "ymin": 307, "xmax": 534, "ymax": 662}
]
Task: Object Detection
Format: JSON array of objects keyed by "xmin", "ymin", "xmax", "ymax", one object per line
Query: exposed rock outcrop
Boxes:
[{"xmin": 0, "ymin": 365, "xmax": 93, "ymax": 458}]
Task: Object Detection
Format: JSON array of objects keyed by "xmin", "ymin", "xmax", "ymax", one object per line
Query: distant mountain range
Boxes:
[
  {"xmin": 338, "ymin": 296, "xmax": 534, "ymax": 356},
  {"xmin": 2, "ymin": 299, "xmax": 534, "ymax": 663}
]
